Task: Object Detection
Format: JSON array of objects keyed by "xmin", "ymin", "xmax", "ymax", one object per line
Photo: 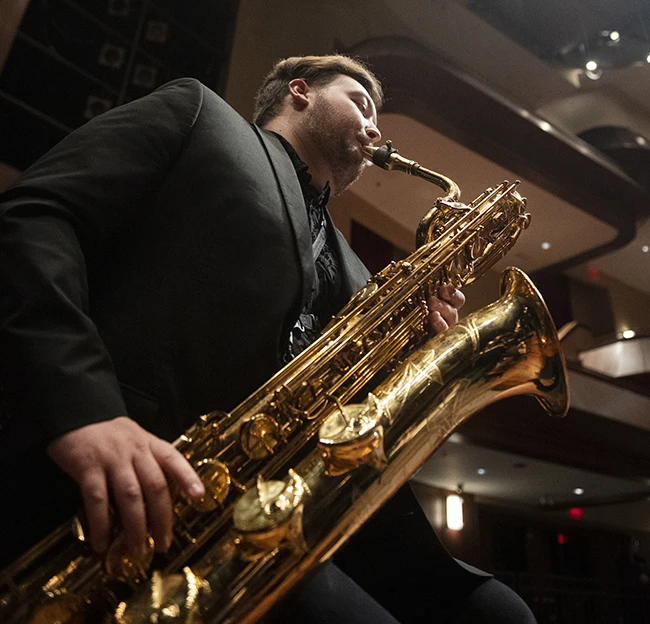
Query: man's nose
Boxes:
[{"xmin": 366, "ymin": 124, "xmax": 381, "ymax": 143}]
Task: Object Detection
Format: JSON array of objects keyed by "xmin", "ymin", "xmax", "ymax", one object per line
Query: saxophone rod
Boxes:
[{"xmin": 363, "ymin": 141, "xmax": 461, "ymax": 203}]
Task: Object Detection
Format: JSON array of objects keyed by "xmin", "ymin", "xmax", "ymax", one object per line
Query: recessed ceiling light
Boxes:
[
  {"xmin": 585, "ymin": 68, "xmax": 602, "ymax": 80},
  {"xmin": 623, "ymin": 329, "xmax": 636, "ymax": 339},
  {"xmin": 541, "ymin": 242, "xmax": 551, "ymax": 250},
  {"xmin": 539, "ymin": 121, "xmax": 551, "ymax": 132},
  {"xmin": 573, "ymin": 487, "xmax": 585, "ymax": 495},
  {"xmin": 609, "ymin": 31, "xmax": 620, "ymax": 42},
  {"xmin": 647, "ymin": 53, "xmax": 650, "ymax": 64},
  {"xmin": 585, "ymin": 60, "xmax": 598, "ymax": 71},
  {"xmin": 642, "ymin": 245, "xmax": 649, "ymax": 253},
  {"xmin": 477, "ymin": 468, "xmax": 486, "ymax": 475}
]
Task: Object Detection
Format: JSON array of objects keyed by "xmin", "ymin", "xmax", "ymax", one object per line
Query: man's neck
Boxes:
[{"xmin": 262, "ymin": 119, "xmax": 330, "ymax": 192}]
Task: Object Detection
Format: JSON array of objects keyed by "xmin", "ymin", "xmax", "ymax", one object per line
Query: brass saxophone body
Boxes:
[{"xmin": 0, "ymin": 142, "xmax": 568, "ymax": 624}]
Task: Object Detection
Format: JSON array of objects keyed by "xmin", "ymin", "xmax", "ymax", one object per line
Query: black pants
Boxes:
[
  {"xmin": 273, "ymin": 562, "xmax": 535, "ymax": 623},
  {"xmin": 268, "ymin": 485, "xmax": 536, "ymax": 623}
]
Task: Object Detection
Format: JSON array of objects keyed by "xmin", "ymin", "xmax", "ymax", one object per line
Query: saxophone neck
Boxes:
[{"xmin": 363, "ymin": 141, "xmax": 461, "ymax": 203}]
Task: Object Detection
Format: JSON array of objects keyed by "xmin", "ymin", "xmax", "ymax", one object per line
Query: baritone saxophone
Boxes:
[{"xmin": 0, "ymin": 141, "xmax": 569, "ymax": 624}]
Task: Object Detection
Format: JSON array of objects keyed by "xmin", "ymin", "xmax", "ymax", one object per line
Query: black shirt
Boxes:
[{"xmin": 274, "ymin": 134, "xmax": 345, "ymax": 357}]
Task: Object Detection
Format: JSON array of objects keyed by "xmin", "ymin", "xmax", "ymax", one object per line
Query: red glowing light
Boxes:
[
  {"xmin": 587, "ymin": 267, "xmax": 600, "ymax": 281},
  {"xmin": 557, "ymin": 533, "xmax": 566, "ymax": 545},
  {"xmin": 568, "ymin": 507, "xmax": 583, "ymax": 519}
]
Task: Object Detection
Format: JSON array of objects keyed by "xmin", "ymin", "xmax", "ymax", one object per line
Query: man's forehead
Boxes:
[
  {"xmin": 329, "ymin": 75, "xmax": 378, "ymax": 117},
  {"xmin": 330, "ymin": 74, "xmax": 370, "ymax": 95}
]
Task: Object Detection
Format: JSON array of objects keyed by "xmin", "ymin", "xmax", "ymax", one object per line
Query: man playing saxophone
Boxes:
[{"xmin": 0, "ymin": 55, "xmax": 533, "ymax": 622}]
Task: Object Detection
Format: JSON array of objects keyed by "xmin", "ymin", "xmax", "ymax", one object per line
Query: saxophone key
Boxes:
[
  {"xmin": 189, "ymin": 459, "xmax": 231, "ymax": 512},
  {"xmin": 318, "ymin": 403, "xmax": 387, "ymax": 477},
  {"xmin": 233, "ymin": 471, "xmax": 309, "ymax": 560},
  {"xmin": 239, "ymin": 414, "xmax": 282, "ymax": 460},
  {"xmin": 104, "ymin": 534, "xmax": 155, "ymax": 586}
]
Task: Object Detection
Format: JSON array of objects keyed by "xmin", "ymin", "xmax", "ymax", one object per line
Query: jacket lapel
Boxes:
[
  {"xmin": 252, "ymin": 126, "xmax": 315, "ymax": 314},
  {"xmin": 328, "ymin": 214, "xmax": 372, "ymax": 299},
  {"xmin": 252, "ymin": 126, "xmax": 371, "ymax": 310}
]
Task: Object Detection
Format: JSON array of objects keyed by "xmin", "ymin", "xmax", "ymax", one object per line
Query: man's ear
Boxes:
[{"xmin": 288, "ymin": 78, "xmax": 310, "ymax": 110}]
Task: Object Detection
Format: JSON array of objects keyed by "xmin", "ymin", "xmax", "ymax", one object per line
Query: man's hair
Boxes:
[{"xmin": 253, "ymin": 55, "xmax": 384, "ymax": 126}]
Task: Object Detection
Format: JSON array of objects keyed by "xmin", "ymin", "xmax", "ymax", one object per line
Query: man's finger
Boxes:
[
  {"xmin": 110, "ymin": 465, "xmax": 148, "ymax": 557},
  {"xmin": 134, "ymin": 452, "xmax": 174, "ymax": 552},
  {"xmin": 427, "ymin": 296, "xmax": 459, "ymax": 333},
  {"xmin": 150, "ymin": 438, "xmax": 205, "ymax": 501},
  {"xmin": 79, "ymin": 469, "xmax": 110, "ymax": 554},
  {"xmin": 438, "ymin": 285, "xmax": 465, "ymax": 310},
  {"xmin": 428, "ymin": 310, "xmax": 448, "ymax": 334}
]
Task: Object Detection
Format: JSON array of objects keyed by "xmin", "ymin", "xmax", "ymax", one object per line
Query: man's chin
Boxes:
[{"xmin": 331, "ymin": 166, "xmax": 364, "ymax": 197}]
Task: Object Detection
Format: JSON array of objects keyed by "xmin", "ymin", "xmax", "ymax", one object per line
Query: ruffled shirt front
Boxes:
[{"xmin": 274, "ymin": 134, "xmax": 346, "ymax": 358}]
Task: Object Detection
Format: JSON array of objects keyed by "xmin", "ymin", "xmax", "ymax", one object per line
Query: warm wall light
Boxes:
[
  {"xmin": 623, "ymin": 329, "xmax": 636, "ymax": 339},
  {"xmin": 446, "ymin": 494, "xmax": 464, "ymax": 530}
]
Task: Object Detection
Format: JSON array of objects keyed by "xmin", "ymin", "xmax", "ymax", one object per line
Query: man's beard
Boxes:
[{"xmin": 304, "ymin": 97, "xmax": 367, "ymax": 195}]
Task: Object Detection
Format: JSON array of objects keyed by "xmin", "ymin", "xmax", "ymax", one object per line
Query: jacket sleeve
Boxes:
[{"xmin": 0, "ymin": 78, "xmax": 204, "ymax": 453}]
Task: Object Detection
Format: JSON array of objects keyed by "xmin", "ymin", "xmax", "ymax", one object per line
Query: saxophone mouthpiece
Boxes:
[
  {"xmin": 362, "ymin": 144, "xmax": 379, "ymax": 161},
  {"xmin": 363, "ymin": 140, "xmax": 398, "ymax": 169}
]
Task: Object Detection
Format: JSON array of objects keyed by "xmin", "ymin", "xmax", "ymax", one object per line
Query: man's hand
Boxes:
[
  {"xmin": 47, "ymin": 416, "xmax": 205, "ymax": 557},
  {"xmin": 426, "ymin": 285, "xmax": 466, "ymax": 334}
]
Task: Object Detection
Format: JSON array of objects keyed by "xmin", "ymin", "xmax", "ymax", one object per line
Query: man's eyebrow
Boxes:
[{"xmin": 350, "ymin": 88, "xmax": 370, "ymax": 101}]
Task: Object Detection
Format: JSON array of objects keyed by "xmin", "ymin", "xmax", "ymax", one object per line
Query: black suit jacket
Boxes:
[
  {"xmin": 0, "ymin": 77, "xmax": 369, "ymax": 457},
  {"xmin": 0, "ymin": 79, "xmax": 487, "ymax": 606}
]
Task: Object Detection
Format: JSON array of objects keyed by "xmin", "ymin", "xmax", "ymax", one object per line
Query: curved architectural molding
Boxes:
[
  {"xmin": 579, "ymin": 126, "xmax": 650, "ymax": 195},
  {"xmin": 348, "ymin": 37, "xmax": 649, "ymax": 273}
]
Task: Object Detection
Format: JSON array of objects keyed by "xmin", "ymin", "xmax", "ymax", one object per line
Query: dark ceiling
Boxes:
[{"xmin": 467, "ymin": 0, "xmax": 650, "ymax": 68}]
